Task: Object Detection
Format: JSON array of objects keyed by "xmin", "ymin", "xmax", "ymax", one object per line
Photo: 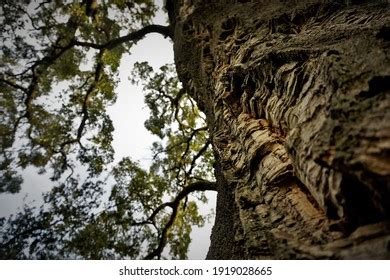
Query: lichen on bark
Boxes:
[{"xmin": 169, "ymin": 0, "xmax": 390, "ymax": 259}]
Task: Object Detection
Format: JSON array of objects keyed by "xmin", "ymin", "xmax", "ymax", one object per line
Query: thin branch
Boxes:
[
  {"xmin": 0, "ymin": 78, "xmax": 27, "ymax": 92},
  {"xmin": 56, "ymin": 50, "xmax": 105, "ymax": 156},
  {"xmin": 152, "ymin": 126, "xmax": 208, "ymax": 161},
  {"xmin": 143, "ymin": 180, "xmax": 217, "ymax": 260},
  {"xmin": 180, "ymin": 126, "xmax": 208, "ymax": 162},
  {"xmin": 35, "ymin": 0, "xmax": 51, "ymax": 11},
  {"xmin": 76, "ymin": 50, "xmax": 104, "ymax": 141},
  {"xmin": 18, "ymin": 6, "xmax": 42, "ymax": 31},
  {"xmin": 187, "ymin": 140, "xmax": 211, "ymax": 176}
]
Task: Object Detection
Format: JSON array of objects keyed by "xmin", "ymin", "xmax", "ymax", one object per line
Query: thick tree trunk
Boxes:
[{"xmin": 168, "ymin": 0, "xmax": 390, "ymax": 259}]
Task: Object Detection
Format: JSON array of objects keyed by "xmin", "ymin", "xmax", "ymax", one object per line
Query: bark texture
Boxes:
[{"xmin": 168, "ymin": 0, "xmax": 390, "ymax": 259}]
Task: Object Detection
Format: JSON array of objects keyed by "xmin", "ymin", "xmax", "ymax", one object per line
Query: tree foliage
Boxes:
[{"xmin": 0, "ymin": 0, "xmax": 215, "ymax": 259}]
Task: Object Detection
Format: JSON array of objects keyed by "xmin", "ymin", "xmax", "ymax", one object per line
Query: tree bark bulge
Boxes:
[{"xmin": 168, "ymin": 0, "xmax": 390, "ymax": 259}]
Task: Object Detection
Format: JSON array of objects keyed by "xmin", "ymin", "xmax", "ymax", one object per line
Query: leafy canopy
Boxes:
[{"xmin": 0, "ymin": 0, "xmax": 215, "ymax": 259}]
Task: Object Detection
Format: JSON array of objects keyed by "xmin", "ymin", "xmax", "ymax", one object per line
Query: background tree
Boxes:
[{"xmin": 0, "ymin": 0, "xmax": 214, "ymax": 259}]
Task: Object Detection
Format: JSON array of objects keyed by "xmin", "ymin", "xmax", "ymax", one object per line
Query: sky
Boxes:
[{"xmin": 0, "ymin": 0, "xmax": 216, "ymax": 260}]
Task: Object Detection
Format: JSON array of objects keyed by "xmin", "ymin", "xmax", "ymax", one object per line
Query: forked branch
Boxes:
[{"xmin": 144, "ymin": 180, "xmax": 217, "ymax": 259}]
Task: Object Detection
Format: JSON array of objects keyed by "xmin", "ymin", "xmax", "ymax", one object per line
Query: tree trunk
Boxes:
[{"xmin": 168, "ymin": 0, "xmax": 390, "ymax": 259}]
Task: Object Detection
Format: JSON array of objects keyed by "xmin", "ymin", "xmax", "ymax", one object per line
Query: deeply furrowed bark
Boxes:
[{"xmin": 168, "ymin": 0, "xmax": 390, "ymax": 259}]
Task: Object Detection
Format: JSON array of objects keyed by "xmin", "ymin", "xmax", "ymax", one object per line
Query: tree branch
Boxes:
[
  {"xmin": 0, "ymin": 77, "xmax": 27, "ymax": 92},
  {"xmin": 180, "ymin": 126, "xmax": 208, "ymax": 163},
  {"xmin": 187, "ymin": 140, "xmax": 211, "ymax": 177},
  {"xmin": 73, "ymin": 24, "xmax": 172, "ymax": 50},
  {"xmin": 144, "ymin": 180, "xmax": 217, "ymax": 260}
]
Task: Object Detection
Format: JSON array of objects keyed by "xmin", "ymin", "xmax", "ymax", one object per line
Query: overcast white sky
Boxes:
[{"xmin": 0, "ymin": 0, "xmax": 216, "ymax": 260}]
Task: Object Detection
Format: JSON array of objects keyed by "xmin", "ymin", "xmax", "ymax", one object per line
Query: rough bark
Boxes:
[{"xmin": 168, "ymin": 0, "xmax": 390, "ymax": 259}]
